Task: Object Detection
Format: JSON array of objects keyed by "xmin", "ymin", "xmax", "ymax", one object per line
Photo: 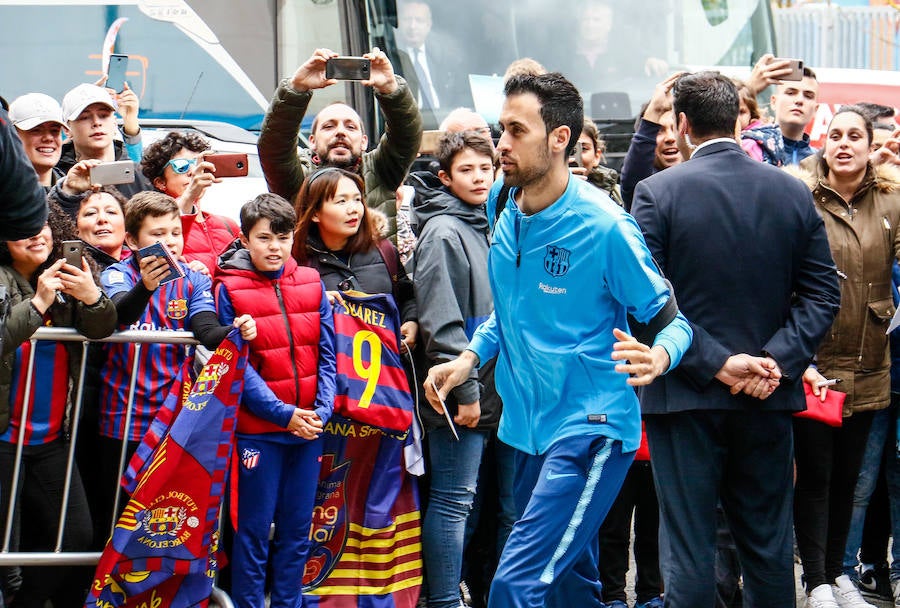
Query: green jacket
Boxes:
[
  {"xmin": 586, "ymin": 165, "xmax": 624, "ymax": 207},
  {"xmin": 257, "ymin": 77, "xmax": 422, "ymax": 243},
  {"xmin": 0, "ymin": 266, "xmax": 117, "ymax": 434}
]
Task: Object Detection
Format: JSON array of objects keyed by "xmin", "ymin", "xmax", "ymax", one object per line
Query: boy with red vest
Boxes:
[{"xmin": 214, "ymin": 192, "xmax": 336, "ymax": 608}]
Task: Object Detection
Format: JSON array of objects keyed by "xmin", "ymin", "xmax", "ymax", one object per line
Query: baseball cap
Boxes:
[
  {"xmin": 8, "ymin": 93, "xmax": 66, "ymax": 130},
  {"xmin": 61, "ymin": 84, "xmax": 117, "ymax": 123}
]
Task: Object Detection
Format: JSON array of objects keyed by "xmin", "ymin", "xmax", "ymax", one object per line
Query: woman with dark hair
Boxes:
[
  {"xmin": 141, "ymin": 131, "xmax": 239, "ymax": 271},
  {"xmin": 49, "ymin": 186, "xmax": 130, "ymax": 268},
  {"xmin": 0, "ymin": 202, "xmax": 116, "ymax": 607},
  {"xmin": 792, "ymin": 105, "xmax": 900, "ymax": 608},
  {"xmin": 294, "ymin": 167, "xmax": 417, "ymax": 343}
]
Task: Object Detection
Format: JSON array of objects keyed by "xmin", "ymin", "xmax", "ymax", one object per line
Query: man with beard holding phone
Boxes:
[{"xmin": 257, "ymin": 47, "xmax": 422, "ymax": 244}]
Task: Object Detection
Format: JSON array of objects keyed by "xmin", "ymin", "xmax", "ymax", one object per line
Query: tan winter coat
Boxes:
[{"xmin": 790, "ymin": 157, "xmax": 900, "ymax": 415}]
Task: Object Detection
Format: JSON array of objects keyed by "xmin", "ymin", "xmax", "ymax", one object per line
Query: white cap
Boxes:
[
  {"xmin": 61, "ymin": 84, "xmax": 117, "ymax": 122},
  {"xmin": 8, "ymin": 93, "xmax": 66, "ymax": 130}
]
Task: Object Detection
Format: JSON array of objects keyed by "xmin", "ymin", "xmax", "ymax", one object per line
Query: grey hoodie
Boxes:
[{"xmin": 408, "ymin": 171, "xmax": 500, "ymax": 430}]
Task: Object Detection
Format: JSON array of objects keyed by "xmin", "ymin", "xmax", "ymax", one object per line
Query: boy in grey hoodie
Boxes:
[{"xmin": 411, "ymin": 131, "xmax": 505, "ymax": 608}]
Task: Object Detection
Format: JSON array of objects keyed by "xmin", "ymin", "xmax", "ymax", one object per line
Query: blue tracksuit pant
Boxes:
[
  {"xmin": 232, "ymin": 435, "xmax": 322, "ymax": 608},
  {"xmin": 489, "ymin": 434, "xmax": 634, "ymax": 608}
]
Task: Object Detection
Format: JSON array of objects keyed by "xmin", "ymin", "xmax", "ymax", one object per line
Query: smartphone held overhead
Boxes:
[
  {"xmin": 106, "ymin": 54, "xmax": 129, "ymax": 93},
  {"xmin": 325, "ymin": 57, "xmax": 371, "ymax": 81},
  {"xmin": 775, "ymin": 57, "xmax": 804, "ymax": 81}
]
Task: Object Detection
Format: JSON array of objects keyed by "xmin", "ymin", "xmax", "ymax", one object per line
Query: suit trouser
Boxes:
[
  {"xmin": 488, "ymin": 434, "xmax": 633, "ymax": 608},
  {"xmin": 646, "ymin": 409, "xmax": 795, "ymax": 608}
]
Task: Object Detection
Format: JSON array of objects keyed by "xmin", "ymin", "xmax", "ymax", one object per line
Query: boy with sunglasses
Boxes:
[{"xmin": 141, "ymin": 132, "xmax": 240, "ymax": 273}]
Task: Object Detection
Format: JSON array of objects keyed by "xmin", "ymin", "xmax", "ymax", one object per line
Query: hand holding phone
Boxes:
[
  {"xmin": 62, "ymin": 240, "xmax": 84, "ymax": 272},
  {"xmin": 774, "ymin": 58, "xmax": 804, "ymax": 81},
  {"xmin": 106, "ymin": 54, "xmax": 129, "ymax": 93},
  {"xmin": 325, "ymin": 57, "xmax": 371, "ymax": 81},
  {"xmin": 205, "ymin": 153, "xmax": 249, "ymax": 178},
  {"xmin": 90, "ymin": 160, "xmax": 135, "ymax": 186}
]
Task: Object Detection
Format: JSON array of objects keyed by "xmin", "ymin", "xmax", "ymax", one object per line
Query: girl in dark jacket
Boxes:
[{"xmin": 293, "ymin": 167, "xmax": 417, "ymax": 345}]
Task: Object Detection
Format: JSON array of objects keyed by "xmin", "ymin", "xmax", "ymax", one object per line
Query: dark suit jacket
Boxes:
[
  {"xmin": 396, "ymin": 38, "xmax": 471, "ymax": 125},
  {"xmin": 631, "ymin": 140, "xmax": 840, "ymax": 413}
]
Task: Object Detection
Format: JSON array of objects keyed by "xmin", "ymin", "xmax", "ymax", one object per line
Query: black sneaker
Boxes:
[{"xmin": 857, "ymin": 565, "xmax": 893, "ymax": 602}]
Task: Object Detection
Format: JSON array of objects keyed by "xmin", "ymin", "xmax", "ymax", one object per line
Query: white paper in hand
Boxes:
[{"xmin": 431, "ymin": 379, "xmax": 460, "ymax": 441}]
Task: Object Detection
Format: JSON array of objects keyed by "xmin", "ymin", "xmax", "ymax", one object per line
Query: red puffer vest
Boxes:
[
  {"xmin": 216, "ymin": 256, "xmax": 323, "ymax": 435},
  {"xmin": 181, "ymin": 212, "xmax": 239, "ymax": 274}
]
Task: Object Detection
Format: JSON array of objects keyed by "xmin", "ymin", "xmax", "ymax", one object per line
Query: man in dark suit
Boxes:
[
  {"xmin": 631, "ymin": 71, "xmax": 841, "ymax": 608},
  {"xmin": 395, "ymin": 0, "xmax": 470, "ymax": 128}
]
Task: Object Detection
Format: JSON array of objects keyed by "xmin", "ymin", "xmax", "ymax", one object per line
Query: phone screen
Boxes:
[{"xmin": 106, "ymin": 54, "xmax": 129, "ymax": 93}]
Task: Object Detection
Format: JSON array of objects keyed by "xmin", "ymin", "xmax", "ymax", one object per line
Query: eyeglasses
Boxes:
[{"xmin": 165, "ymin": 158, "xmax": 198, "ymax": 174}]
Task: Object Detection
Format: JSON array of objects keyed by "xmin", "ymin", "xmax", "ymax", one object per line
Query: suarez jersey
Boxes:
[
  {"xmin": 332, "ymin": 291, "xmax": 413, "ymax": 432},
  {"xmin": 99, "ymin": 259, "xmax": 216, "ymax": 442},
  {"xmin": 0, "ymin": 317, "xmax": 70, "ymax": 446}
]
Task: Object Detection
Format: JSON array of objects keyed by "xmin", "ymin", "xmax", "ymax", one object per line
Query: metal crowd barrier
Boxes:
[{"xmin": 0, "ymin": 327, "xmax": 234, "ymax": 608}]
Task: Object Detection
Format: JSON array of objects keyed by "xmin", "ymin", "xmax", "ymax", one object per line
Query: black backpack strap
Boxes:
[
  {"xmin": 376, "ymin": 238, "xmax": 401, "ymax": 303},
  {"xmin": 627, "ymin": 278, "xmax": 679, "ymax": 346}
]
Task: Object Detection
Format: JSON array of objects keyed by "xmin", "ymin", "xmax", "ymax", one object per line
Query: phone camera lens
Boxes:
[{"xmin": 237, "ymin": 162, "xmax": 245, "ymax": 169}]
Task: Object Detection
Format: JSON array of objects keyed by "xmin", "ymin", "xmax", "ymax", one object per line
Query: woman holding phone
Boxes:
[
  {"xmin": 0, "ymin": 203, "xmax": 116, "ymax": 607},
  {"xmin": 791, "ymin": 106, "xmax": 900, "ymax": 608},
  {"xmin": 141, "ymin": 131, "xmax": 240, "ymax": 272}
]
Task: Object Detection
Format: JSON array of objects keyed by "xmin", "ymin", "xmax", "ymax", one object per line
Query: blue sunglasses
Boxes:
[{"xmin": 165, "ymin": 158, "xmax": 198, "ymax": 174}]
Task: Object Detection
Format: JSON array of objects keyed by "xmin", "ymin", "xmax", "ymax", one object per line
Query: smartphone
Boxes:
[
  {"xmin": 419, "ymin": 130, "xmax": 444, "ymax": 155},
  {"xmin": 62, "ymin": 240, "xmax": 84, "ymax": 271},
  {"xmin": 325, "ymin": 57, "xmax": 371, "ymax": 81},
  {"xmin": 90, "ymin": 160, "xmax": 135, "ymax": 186},
  {"xmin": 206, "ymin": 153, "xmax": 249, "ymax": 178},
  {"xmin": 776, "ymin": 58, "xmax": 804, "ymax": 81},
  {"xmin": 569, "ymin": 144, "xmax": 584, "ymax": 168},
  {"xmin": 106, "ymin": 54, "xmax": 129, "ymax": 93}
]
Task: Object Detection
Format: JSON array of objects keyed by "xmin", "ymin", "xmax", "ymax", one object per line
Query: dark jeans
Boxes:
[
  {"xmin": 598, "ymin": 459, "xmax": 661, "ymax": 604},
  {"xmin": 0, "ymin": 440, "xmax": 91, "ymax": 608},
  {"xmin": 794, "ymin": 410, "xmax": 875, "ymax": 589}
]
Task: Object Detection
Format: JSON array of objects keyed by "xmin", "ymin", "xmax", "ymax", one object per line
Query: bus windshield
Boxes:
[
  {"xmin": 379, "ymin": 0, "xmax": 775, "ymax": 126},
  {"xmin": 0, "ymin": 1, "xmax": 268, "ymax": 129}
]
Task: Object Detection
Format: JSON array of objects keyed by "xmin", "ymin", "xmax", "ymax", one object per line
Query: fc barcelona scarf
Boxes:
[{"xmin": 85, "ymin": 331, "xmax": 248, "ymax": 608}]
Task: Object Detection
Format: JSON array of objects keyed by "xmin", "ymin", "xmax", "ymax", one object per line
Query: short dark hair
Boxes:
[
  {"xmin": 855, "ymin": 102, "xmax": 895, "ymax": 123},
  {"xmin": 504, "ymin": 72, "xmax": 583, "ymax": 156},
  {"xmin": 48, "ymin": 185, "xmax": 127, "ymax": 219},
  {"xmin": 140, "ymin": 131, "xmax": 211, "ymax": 184},
  {"xmin": 802, "ymin": 66, "xmax": 817, "ymax": 80},
  {"xmin": 830, "ymin": 104, "xmax": 874, "ymax": 145},
  {"xmin": 673, "ymin": 71, "xmax": 739, "ymax": 139},
  {"xmin": 293, "ymin": 168, "xmax": 376, "ymax": 262},
  {"xmin": 240, "ymin": 193, "xmax": 297, "ymax": 236},
  {"xmin": 436, "ymin": 130, "xmax": 495, "ymax": 174},
  {"xmin": 0, "ymin": 201, "xmax": 94, "ymax": 282},
  {"xmin": 125, "ymin": 191, "xmax": 179, "ymax": 236}
]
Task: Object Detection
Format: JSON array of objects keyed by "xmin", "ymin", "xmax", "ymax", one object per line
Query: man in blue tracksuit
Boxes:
[{"xmin": 425, "ymin": 72, "xmax": 693, "ymax": 608}]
